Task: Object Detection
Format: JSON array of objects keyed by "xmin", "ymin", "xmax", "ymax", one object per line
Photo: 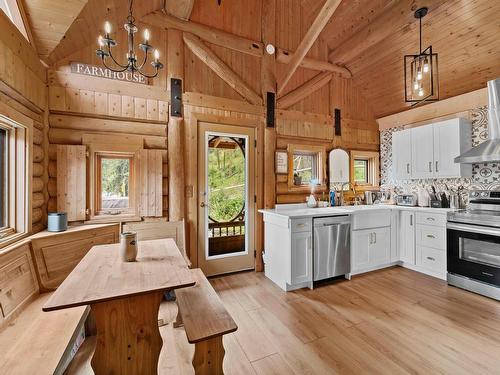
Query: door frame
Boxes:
[
  {"xmin": 197, "ymin": 123, "xmax": 255, "ymax": 275},
  {"xmin": 184, "ymin": 112, "xmax": 264, "ymax": 270}
]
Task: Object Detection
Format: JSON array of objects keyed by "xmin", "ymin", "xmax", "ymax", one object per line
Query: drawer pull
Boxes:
[
  {"xmin": 482, "ymin": 272, "xmax": 494, "ymax": 277},
  {"xmin": 426, "ymin": 257, "xmax": 435, "ymax": 261},
  {"xmin": 426, "ymin": 235, "xmax": 436, "ymax": 239},
  {"xmin": 297, "ymin": 224, "xmax": 305, "ymax": 228},
  {"xmin": 426, "ymin": 217, "xmax": 435, "ymax": 221}
]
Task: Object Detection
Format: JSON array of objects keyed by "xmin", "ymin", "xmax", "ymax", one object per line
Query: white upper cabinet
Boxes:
[
  {"xmin": 392, "ymin": 129, "xmax": 412, "ymax": 180},
  {"xmin": 392, "ymin": 118, "xmax": 472, "ymax": 180},
  {"xmin": 411, "ymin": 125, "xmax": 435, "ymax": 179},
  {"xmin": 433, "ymin": 119, "xmax": 472, "ymax": 178}
]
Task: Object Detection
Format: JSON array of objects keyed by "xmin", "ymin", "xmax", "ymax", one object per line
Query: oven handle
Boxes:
[{"xmin": 447, "ymin": 222, "xmax": 500, "ymax": 237}]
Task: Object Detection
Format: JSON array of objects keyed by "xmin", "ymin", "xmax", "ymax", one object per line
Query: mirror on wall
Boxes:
[{"xmin": 329, "ymin": 149, "xmax": 350, "ymax": 188}]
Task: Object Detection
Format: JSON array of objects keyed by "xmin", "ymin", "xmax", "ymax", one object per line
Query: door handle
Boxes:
[
  {"xmin": 428, "ymin": 161, "xmax": 432, "ymax": 172},
  {"xmin": 200, "ymin": 202, "xmax": 208, "ymax": 208}
]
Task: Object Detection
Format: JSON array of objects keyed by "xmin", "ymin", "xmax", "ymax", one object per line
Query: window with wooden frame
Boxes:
[
  {"xmin": 0, "ymin": 114, "xmax": 30, "ymax": 246},
  {"xmin": 350, "ymin": 150, "xmax": 380, "ymax": 189},
  {"xmin": 287, "ymin": 144, "xmax": 327, "ymax": 191}
]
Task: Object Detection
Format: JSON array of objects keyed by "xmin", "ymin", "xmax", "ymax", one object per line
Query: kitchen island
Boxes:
[{"xmin": 260, "ymin": 204, "xmax": 456, "ymax": 291}]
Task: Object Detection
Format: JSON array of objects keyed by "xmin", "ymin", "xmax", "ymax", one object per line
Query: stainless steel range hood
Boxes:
[{"xmin": 455, "ymin": 78, "xmax": 500, "ymax": 164}]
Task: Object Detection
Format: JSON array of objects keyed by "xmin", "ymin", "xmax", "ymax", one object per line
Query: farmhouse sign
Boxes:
[{"xmin": 70, "ymin": 62, "xmax": 148, "ymax": 84}]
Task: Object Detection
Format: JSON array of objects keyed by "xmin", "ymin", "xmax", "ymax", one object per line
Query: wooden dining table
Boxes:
[{"xmin": 43, "ymin": 238, "xmax": 195, "ymax": 375}]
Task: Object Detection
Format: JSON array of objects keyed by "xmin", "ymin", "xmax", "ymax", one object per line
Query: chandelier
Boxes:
[
  {"xmin": 404, "ymin": 7, "xmax": 439, "ymax": 105},
  {"xmin": 96, "ymin": 0, "xmax": 163, "ymax": 78}
]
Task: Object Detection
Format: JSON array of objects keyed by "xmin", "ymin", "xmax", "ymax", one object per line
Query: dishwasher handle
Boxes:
[{"xmin": 314, "ymin": 215, "xmax": 350, "ymax": 227}]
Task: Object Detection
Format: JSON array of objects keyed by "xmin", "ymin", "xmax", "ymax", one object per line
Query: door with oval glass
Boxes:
[{"xmin": 197, "ymin": 122, "xmax": 255, "ymax": 276}]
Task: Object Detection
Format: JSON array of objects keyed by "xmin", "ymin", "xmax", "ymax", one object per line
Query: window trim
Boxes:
[
  {"xmin": 350, "ymin": 150, "xmax": 380, "ymax": 189},
  {"xmin": 85, "ymin": 135, "xmax": 142, "ymax": 224},
  {"xmin": 0, "ymin": 114, "xmax": 31, "ymax": 248},
  {"xmin": 287, "ymin": 144, "xmax": 327, "ymax": 192}
]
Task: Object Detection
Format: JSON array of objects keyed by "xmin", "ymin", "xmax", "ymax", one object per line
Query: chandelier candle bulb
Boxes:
[
  {"xmin": 104, "ymin": 21, "xmax": 111, "ymax": 36},
  {"xmin": 144, "ymin": 29, "xmax": 150, "ymax": 42},
  {"xmin": 154, "ymin": 49, "xmax": 159, "ymax": 61}
]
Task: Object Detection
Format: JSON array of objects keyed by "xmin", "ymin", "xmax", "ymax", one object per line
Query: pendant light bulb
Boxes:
[
  {"xmin": 417, "ymin": 68, "xmax": 422, "ymax": 81},
  {"xmin": 104, "ymin": 21, "xmax": 111, "ymax": 35},
  {"xmin": 423, "ymin": 57, "xmax": 429, "ymax": 73},
  {"xmin": 418, "ymin": 88, "xmax": 424, "ymax": 97},
  {"xmin": 413, "ymin": 81, "xmax": 419, "ymax": 90}
]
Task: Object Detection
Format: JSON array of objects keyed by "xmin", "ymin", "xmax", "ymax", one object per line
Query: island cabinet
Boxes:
[{"xmin": 262, "ymin": 214, "xmax": 313, "ymax": 291}]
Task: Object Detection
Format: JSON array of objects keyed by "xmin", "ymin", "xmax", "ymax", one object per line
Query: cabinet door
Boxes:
[
  {"xmin": 369, "ymin": 227, "xmax": 391, "ymax": 266},
  {"xmin": 351, "ymin": 230, "xmax": 371, "ymax": 272},
  {"xmin": 392, "ymin": 129, "xmax": 412, "ymax": 179},
  {"xmin": 291, "ymin": 232, "xmax": 312, "ymax": 285},
  {"xmin": 433, "ymin": 120, "xmax": 471, "ymax": 178},
  {"xmin": 411, "ymin": 126, "xmax": 434, "ymax": 178},
  {"xmin": 399, "ymin": 211, "xmax": 416, "ymax": 264}
]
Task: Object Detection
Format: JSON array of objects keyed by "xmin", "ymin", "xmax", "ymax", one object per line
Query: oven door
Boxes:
[{"xmin": 447, "ymin": 222, "xmax": 500, "ymax": 286}]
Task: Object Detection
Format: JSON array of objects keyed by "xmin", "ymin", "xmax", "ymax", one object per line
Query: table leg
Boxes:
[{"xmin": 90, "ymin": 291, "xmax": 164, "ymax": 375}]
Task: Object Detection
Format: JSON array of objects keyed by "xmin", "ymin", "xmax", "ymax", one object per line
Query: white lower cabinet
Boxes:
[
  {"xmin": 352, "ymin": 227, "xmax": 391, "ymax": 274},
  {"xmin": 291, "ymin": 231, "xmax": 312, "ymax": 285},
  {"xmin": 399, "ymin": 210, "xmax": 416, "ymax": 264}
]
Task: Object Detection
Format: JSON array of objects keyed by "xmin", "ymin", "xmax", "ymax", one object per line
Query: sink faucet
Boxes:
[{"xmin": 339, "ymin": 182, "xmax": 357, "ymax": 206}]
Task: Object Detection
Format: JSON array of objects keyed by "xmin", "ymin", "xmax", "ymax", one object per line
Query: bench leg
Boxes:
[
  {"xmin": 192, "ymin": 336, "xmax": 225, "ymax": 375},
  {"xmin": 173, "ymin": 306, "xmax": 184, "ymax": 328}
]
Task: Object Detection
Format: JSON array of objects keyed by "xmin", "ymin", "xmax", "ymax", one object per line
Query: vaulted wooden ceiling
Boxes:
[{"xmin": 18, "ymin": 0, "xmax": 500, "ymax": 118}]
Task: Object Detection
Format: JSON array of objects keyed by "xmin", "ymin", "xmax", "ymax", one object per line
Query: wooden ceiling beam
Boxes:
[
  {"xmin": 277, "ymin": 71, "xmax": 333, "ymax": 109},
  {"xmin": 277, "ymin": 0, "xmax": 343, "ymax": 96},
  {"xmin": 276, "ymin": 48, "xmax": 350, "ymax": 78},
  {"xmin": 143, "ymin": 10, "xmax": 264, "ymax": 57},
  {"xmin": 182, "ymin": 32, "xmax": 263, "ymax": 106},
  {"xmin": 164, "ymin": 0, "xmax": 195, "ymax": 20},
  {"xmin": 142, "ymin": 10, "xmax": 349, "ymax": 77}
]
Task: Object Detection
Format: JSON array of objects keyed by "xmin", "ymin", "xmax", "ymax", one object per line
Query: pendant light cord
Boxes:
[{"xmin": 419, "ymin": 16, "xmax": 422, "ymax": 54}]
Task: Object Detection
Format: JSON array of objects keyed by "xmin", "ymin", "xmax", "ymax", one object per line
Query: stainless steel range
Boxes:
[{"xmin": 447, "ymin": 191, "xmax": 500, "ymax": 300}]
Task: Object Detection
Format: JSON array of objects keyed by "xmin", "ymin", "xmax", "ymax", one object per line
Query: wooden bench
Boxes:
[{"xmin": 175, "ymin": 268, "xmax": 238, "ymax": 375}]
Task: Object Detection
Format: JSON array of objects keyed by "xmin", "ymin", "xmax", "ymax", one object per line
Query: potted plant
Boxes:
[{"xmin": 293, "ymin": 173, "xmax": 302, "ymax": 185}]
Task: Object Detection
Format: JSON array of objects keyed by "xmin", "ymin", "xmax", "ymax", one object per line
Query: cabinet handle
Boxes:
[
  {"xmin": 426, "ymin": 217, "xmax": 435, "ymax": 221},
  {"xmin": 428, "ymin": 161, "xmax": 432, "ymax": 172},
  {"xmin": 426, "ymin": 234, "xmax": 436, "ymax": 239},
  {"xmin": 410, "ymin": 215, "xmax": 413, "ymax": 226},
  {"xmin": 426, "ymin": 256, "xmax": 436, "ymax": 261},
  {"xmin": 435, "ymin": 161, "xmax": 439, "ymax": 173},
  {"xmin": 407, "ymin": 163, "xmax": 410, "ymax": 174},
  {"xmin": 373, "ymin": 232, "xmax": 377, "ymax": 244},
  {"xmin": 297, "ymin": 223, "xmax": 305, "ymax": 228},
  {"xmin": 369, "ymin": 233, "xmax": 373, "ymax": 244}
]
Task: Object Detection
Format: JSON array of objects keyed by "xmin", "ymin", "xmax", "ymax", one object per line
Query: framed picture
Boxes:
[{"xmin": 275, "ymin": 150, "xmax": 288, "ymax": 174}]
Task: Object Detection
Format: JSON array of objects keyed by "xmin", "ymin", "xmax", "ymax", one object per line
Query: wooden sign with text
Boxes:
[{"xmin": 70, "ymin": 62, "xmax": 148, "ymax": 85}]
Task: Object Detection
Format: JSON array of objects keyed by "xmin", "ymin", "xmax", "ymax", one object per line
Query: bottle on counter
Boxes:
[{"xmin": 329, "ymin": 190, "xmax": 336, "ymax": 207}]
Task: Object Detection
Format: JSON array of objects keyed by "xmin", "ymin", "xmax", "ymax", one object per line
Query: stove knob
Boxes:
[{"xmin": 481, "ymin": 192, "xmax": 489, "ymax": 198}]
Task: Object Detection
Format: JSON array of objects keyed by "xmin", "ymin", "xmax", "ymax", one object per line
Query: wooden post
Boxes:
[
  {"xmin": 168, "ymin": 29, "xmax": 185, "ymax": 222},
  {"xmin": 260, "ymin": 0, "xmax": 277, "ymax": 272}
]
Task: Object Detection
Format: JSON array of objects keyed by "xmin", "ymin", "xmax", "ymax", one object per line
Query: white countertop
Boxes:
[{"xmin": 259, "ymin": 204, "xmax": 458, "ymax": 219}]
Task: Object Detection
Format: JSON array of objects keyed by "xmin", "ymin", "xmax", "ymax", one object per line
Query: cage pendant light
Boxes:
[{"xmin": 404, "ymin": 7, "xmax": 439, "ymax": 105}]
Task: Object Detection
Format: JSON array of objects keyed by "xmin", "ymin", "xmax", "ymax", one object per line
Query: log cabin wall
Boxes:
[{"xmin": 0, "ymin": 11, "xmax": 48, "ymax": 234}]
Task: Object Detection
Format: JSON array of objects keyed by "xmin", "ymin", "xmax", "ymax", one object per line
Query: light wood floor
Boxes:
[{"xmin": 69, "ymin": 267, "xmax": 500, "ymax": 375}]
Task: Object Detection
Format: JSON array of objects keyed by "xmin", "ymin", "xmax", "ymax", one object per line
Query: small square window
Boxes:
[
  {"xmin": 293, "ymin": 152, "xmax": 319, "ymax": 186},
  {"xmin": 354, "ymin": 159, "xmax": 369, "ymax": 184}
]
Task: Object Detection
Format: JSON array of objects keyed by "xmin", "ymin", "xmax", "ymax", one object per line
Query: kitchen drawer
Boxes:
[
  {"xmin": 0, "ymin": 254, "xmax": 37, "ymax": 318},
  {"xmin": 416, "ymin": 212, "xmax": 447, "ymax": 227},
  {"xmin": 416, "ymin": 245, "xmax": 446, "ymax": 275},
  {"xmin": 291, "ymin": 218, "xmax": 312, "ymax": 233},
  {"xmin": 351, "ymin": 210, "xmax": 391, "ymax": 231},
  {"xmin": 416, "ymin": 224, "xmax": 446, "ymax": 250}
]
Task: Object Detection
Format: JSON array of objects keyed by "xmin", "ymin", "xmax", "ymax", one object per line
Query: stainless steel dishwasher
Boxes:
[{"xmin": 313, "ymin": 215, "xmax": 351, "ymax": 281}]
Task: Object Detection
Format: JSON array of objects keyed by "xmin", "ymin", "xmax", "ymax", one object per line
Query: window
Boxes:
[
  {"xmin": 350, "ymin": 150, "xmax": 380, "ymax": 189},
  {"xmin": 95, "ymin": 153, "xmax": 135, "ymax": 217},
  {"xmin": 354, "ymin": 159, "xmax": 369, "ymax": 184},
  {"xmin": 293, "ymin": 152, "xmax": 318, "ymax": 186},
  {"xmin": 0, "ymin": 115, "xmax": 29, "ymax": 245},
  {"xmin": 287, "ymin": 144, "xmax": 326, "ymax": 190},
  {"xmin": 0, "ymin": 0, "xmax": 31, "ymax": 42}
]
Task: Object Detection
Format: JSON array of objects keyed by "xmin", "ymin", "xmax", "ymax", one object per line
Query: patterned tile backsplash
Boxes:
[{"xmin": 380, "ymin": 106, "xmax": 500, "ymax": 194}]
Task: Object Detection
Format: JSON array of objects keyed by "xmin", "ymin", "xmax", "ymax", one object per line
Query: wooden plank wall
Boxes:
[
  {"xmin": 0, "ymin": 11, "xmax": 48, "ymax": 234},
  {"xmin": 47, "ymin": 71, "xmax": 169, "ymax": 220}
]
